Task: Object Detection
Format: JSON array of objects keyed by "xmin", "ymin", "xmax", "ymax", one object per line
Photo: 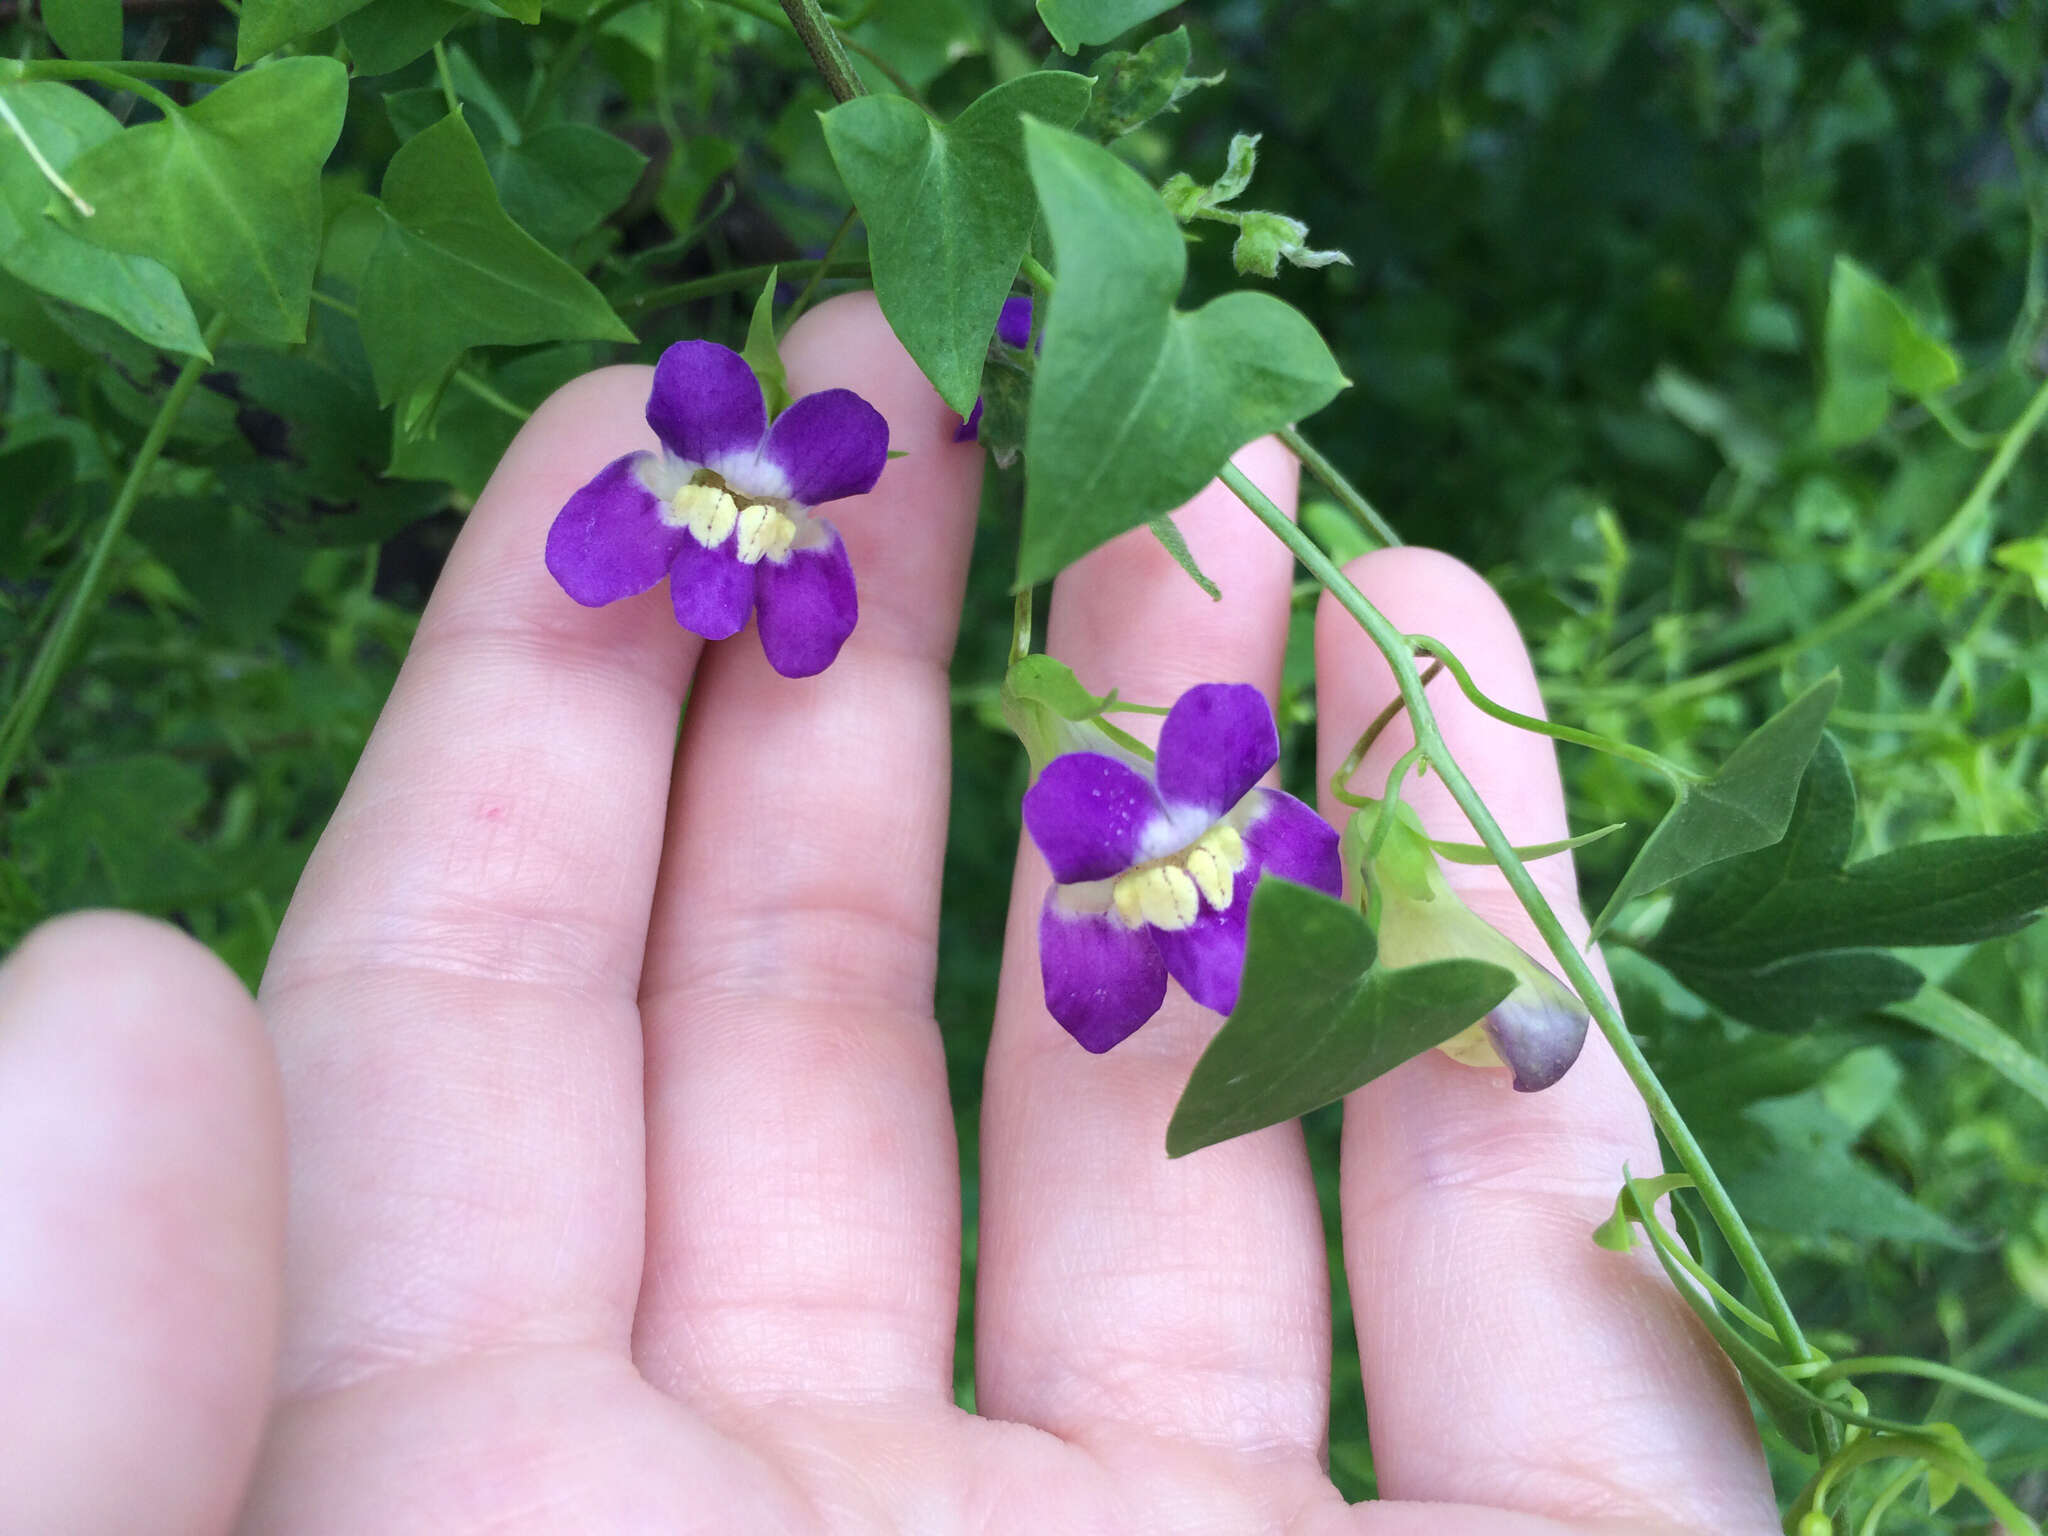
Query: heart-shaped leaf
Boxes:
[
  {"xmin": 1036, "ymin": 0, "xmax": 1178, "ymax": 52},
  {"xmin": 1017, "ymin": 120, "xmax": 1347, "ymax": 586},
  {"xmin": 0, "ymin": 76, "xmax": 204, "ymax": 355},
  {"xmin": 822, "ymin": 72, "xmax": 1090, "ymax": 415},
  {"xmin": 1588, "ymin": 671, "xmax": 1839, "ymax": 940},
  {"xmin": 1166, "ymin": 878, "xmax": 1515, "ymax": 1158},
  {"xmin": 358, "ymin": 110, "xmax": 632, "ymax": 409},
  {"xmin": 1817, "ymin": 255, "xmax": 1960, "ymax": 447},
  {"xmin": 61, "ymin": 57, "xmax": 346, "ymax": 344}
]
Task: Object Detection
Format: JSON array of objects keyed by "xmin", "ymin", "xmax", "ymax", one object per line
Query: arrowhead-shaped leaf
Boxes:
[
  {"xmin": 1589, "ymin": 672, "xmax": 1838, "ymax": 940},
  {"xmin": 237, "ymin": 0, "xmax": 374, "ymax": 64},
  {"xmin": 1018, "ymin": 120, "xmax": 1346, "ymax": 586},
  {"xmin": 1166, "ymin": 879, "xmax": 1515, "ymax": 1157},
  {"xmin": 1036, "ymin": 0, "xmax": 1178, "ymax": 52},
  {"xmin": 1644, "ymin": 734, "xmax": 2048, "ymax": 1033},
  {"xmin": 337, "ymin": 0, "xmax": 469, "ymax": 74},
  {"xmin": 43, "ymin": 0, "xmax": 123, "ymax": 59},
  {"xmin": 822, "ymin": 72, "xmax": 1090, "ymax": 415},
  {"xmin": 1817, "ymin": 255, "xmax": 1960, "ymax": 447},
  {"xmin": 0, "ymin": 76, "xmax": 204, "ymax": 355},
  {"xmin": 358, "ymin": 110, "xmax": 633, "ymax": 409},
  {"xmin": 61, "ymin": 57, "xmax": 346, "ymax": 344}
]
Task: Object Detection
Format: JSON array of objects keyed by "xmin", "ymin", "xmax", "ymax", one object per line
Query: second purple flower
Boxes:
[
  {"xmin": 545, "ymin": 340, "xmax": 889, "ymax": 679},
  {"xmin": 1023, "ymin": 682, "xmax": 1342, "ymax": 1052}
]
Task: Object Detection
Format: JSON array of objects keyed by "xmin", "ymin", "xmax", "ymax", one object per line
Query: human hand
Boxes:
[{"xmin": 0, "ymin": 295, "xmax": 1779, "ymax": 1535}]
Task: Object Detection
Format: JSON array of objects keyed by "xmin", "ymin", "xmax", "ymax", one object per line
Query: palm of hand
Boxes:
[{"xmin": 0, "ymin": 297, "xmax": 1774, "ymax": 1536}]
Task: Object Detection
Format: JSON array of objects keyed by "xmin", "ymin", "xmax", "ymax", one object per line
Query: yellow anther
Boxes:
[
  {"xmin": 1184, "ymin": 846, "xmax": 1234, "ymax": 912},
  {"xmin": 1137, "ymin": 865, "xmax": 1200, "ymax": 930},
  {"xmin": 1201, "ymin": 823, "xmax": 1245, "ymax": 868},
  {"xmin": 734, "ymin": 502, "xmax": 779, "ymax": 563},
  {"xmin": 674, "ymin": 482, "xmax": 738, "ymax": 546},
  {"xmin": 1112, "ymin": 873, "xmax": 1146, "ymax": 928}
]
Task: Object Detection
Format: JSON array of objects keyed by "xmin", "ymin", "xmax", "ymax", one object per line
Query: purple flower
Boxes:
[
  {"xmin": 545, "ymin": 340, "xmax": 888, "ymax": 679},
  {"xmin": 954, "ymin": 295, "xmax": 1035, "ymax": 443},
  {"xmin": 1022, "ymin": 682, "xmax": 1342, "ymax": 1052}
]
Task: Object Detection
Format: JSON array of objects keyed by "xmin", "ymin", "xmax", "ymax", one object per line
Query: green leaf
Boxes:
[
  {"xmin": 1886, "ymin": 988, "xmax": 2048, "ymax": 1118},
  {"xmin": 60, "ymin": 57, "xmax": 347, "ymax": 344},
  {"xmin": 237, "ymin": 0, "xmax": 374, "ymax": 64},
  {"xmin": 1081, "ymin": 25, "xmax": 1194, "ymax": 141},
  {"xmin": 12, "ymin": 754, "xmax": 217, "ymax": 910},
  {"xmin": 1589, "ymin": 672, "xmax": 1839, "ymax": 940},
  {"xmin": 998, "ymin": 652, "xmax": 1151, "ymax": 775},
  {"xmin": 488, "ymin": 123, "xmax": 647, "ymax": 252},
  {"xmin": 1817, "ymin": 254, "xmax": 1960, "ymax": 447},
  {"xmin": 1035, "ymin": 0, "xmax": 1178, "ymax": 52},
  {"xmin": 1166, "ymin": 879, "xmax": 1516, "ymax": 1157},
  {"xmin": 1721, "ymin": 1056, "xmax": 1972, "ymax": 1249},
  {"xmin": 337, "ymin": 0, "xmax": 469, "ymax": 74},
  {"xmin": 132, "ymin": 499, "xmax": 309, "ymax": 645},
  {"xmin": 1645, "ymin": 736, "xmax": 2048, "ymax": 1031},
  {"xmin": 822, "ymin": 72, "xmax": 1091, "ymax": 415},
  {"xmin": 0, "ymin": 77, "xmax": 205, "ymax": 355},
  {"xmin": 43, "ymin": 0, "xmax": 122, "ymax": 59},
  {"xmin": 742, "ymin": 267, "xmax": 790, "ymax": 418},
  {"xmin": 200, "ymin": 316, "xmax": 444, "ymax": 545},
  {"xmin": 1147, "ymin": 514, "xmax": 1218, "ymax": 600},
  {"xmin": 358, "ymin": 110, "xmax": 633, "ymax": 409},
  {"xmin": 1017, "ymin": 121, "xmax": 1347, "ymax": 586}
]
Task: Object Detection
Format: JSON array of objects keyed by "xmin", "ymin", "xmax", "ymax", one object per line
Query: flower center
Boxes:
[
  {"xmin": 1111, "ymin": 823, "xmax": 1246, "ymax": 932},
  {"xmin": 665, "ymin": 474, "xmax": 799, "ymax": 565}
]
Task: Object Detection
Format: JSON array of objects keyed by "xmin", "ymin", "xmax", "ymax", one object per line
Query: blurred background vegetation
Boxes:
[{"xmin": 2, "ymin": 0, "xmax": 2045, "ymax": 1525}]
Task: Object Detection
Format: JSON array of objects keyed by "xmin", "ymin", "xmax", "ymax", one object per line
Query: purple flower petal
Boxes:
[
  {"xmin": 1155, "ymin": 683, "xmax": 1279, "ymax": 818},
  {"xmin": 544, "ymin": 452, "xmax": 685, "ymax": 606},
  {"xmin": 1039, "ymin": 894, "xmax": 1167, "ymax": 1051},
  {"xmin": 1150, "ymin": 878, "xmax": 1253, "ymax": 1014},
  {"xmin": 754, "ymin": 521, "xmax": 858, "ymax": 678},
  {"xmin": 647, "ymin": 341, "xmax": 767, "ymax": 471},
  {"xmin": 953, "ymin": 398, "xmax": 985, "ymax": 443},
  {"xmin": 670, "ymin": 533, "xmax": 754, "ymax": 640},
  {"xmin": 1242, "ymin": 788, "xmax": 1343, "ymax": 897},
  {"xmin": 1023, "ymin": 753, "xmax": 1164, "ymax": 883},
  {"xmin": 756, "ymin": 388, "xmax": 889, "ymax": 508},
  {"xmin": 1483, "ymin": 968, "xmax": 1591, "ymax": 1093},
  {"xmin": 997, "ymin": 294, "xmax": 1033, "ymax": 349}
]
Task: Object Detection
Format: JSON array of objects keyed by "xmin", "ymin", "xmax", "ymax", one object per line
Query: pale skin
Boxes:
[{"xmin": 0, "ymin": 295, "xmax": 1782, "ymax": 1535}]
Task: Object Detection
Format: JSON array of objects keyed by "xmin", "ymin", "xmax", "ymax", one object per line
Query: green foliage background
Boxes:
[{"xmin": 3, "ymin": 0, "xmax": 2047, "ymax": 1525}]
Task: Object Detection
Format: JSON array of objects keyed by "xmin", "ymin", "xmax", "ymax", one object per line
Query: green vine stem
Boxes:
[
  {"xmin": 1407, "ymin": 634, "xmax": 1698, "ymax": 787},
  {"xmin": 622, "ymin": 258, "xmax": 870, "ymax": 314},
  {"xmin": 1277, "ymin": 424, "xmax": 1403, "ymax": 549},
  {"xmin": 16, "ymin": 59, "xmax": 235, "ymax": 87},
  {"xmin": 0, "ymin": 311, "xmax": 234, "ymax": 802},
  {"xmin": 776, "ymin": 0, "xmax": 865, "ymax": 103},
  {"xmin": 1635, "ymin": 370, "xmax": 2048, "ymax": 708},
  {"xmin": 1218, "ymin": 459, "xmax": 1826, "ymax": 1403},
  {"xmin": 1330, "ymin": 657, "xmax": 1442, "ymax": 806}
]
